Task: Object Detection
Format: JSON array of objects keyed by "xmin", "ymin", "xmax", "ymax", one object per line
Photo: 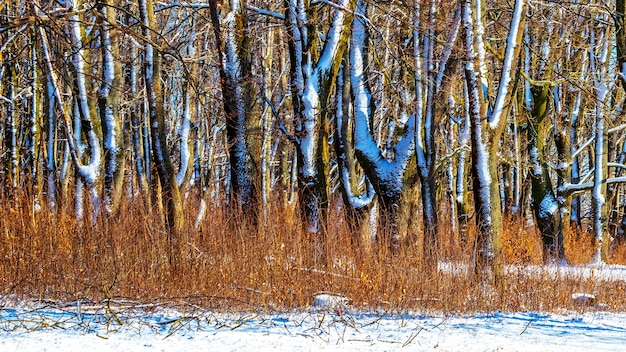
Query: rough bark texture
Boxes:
[
  {"xmin": 528, "ymin": 84, "xmax": 564, "ymax": 262},
  {"xmin": 285, "ymin": 0, "xmax": 355, "ymax": 263},
  {"xmin": 210, "ymin": 0, "xmax": 258, "ymax": 214}
]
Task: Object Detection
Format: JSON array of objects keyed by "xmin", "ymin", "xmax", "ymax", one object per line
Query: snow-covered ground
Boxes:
[
  {"xmin": 3, "ymin": 263, "xmax": 626, "ymax": 351},
  {"xmin": 2, "ymin": 298, "xmax": 626, "ymax": 351}
]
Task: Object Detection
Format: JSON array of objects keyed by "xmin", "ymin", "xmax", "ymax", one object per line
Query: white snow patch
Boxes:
[{"xmin": 539, "ymin": 195, "xmax": 559, "ymax": 219}]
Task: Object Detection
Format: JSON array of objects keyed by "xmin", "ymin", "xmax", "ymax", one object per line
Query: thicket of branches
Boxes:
[{"xmin": 2, "ymin": 0, "xmax": 626, "ymax": 286}]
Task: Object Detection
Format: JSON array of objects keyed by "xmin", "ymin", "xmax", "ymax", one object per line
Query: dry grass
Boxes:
[{"xmin": 1, "ymin": 192, "xmax": 626, "ymax": 314}]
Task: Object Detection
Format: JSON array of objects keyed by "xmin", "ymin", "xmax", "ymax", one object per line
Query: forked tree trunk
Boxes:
[
  {"xmin": 285, "ymin": 0, "xmax": 355, "ymax": 264},
  {"xmin": 350, "ymin": 1, "xmax": 415, "ymax": 253},
  {"xmin": 463, "ymin": 0, "xmax": 526, "ymax": 286}
]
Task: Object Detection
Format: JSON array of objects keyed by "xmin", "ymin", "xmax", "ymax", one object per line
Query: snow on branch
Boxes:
[
  {"xmin": 0, "ymin": 87, "xmax": 32, "ymax": 104},
  {"xmin": 559, "ymin": 177, "xmax": 626, "ymax": 198},
  {"xmin": 489, "ymin": 0, "xmax": 526, "ymax": 129}
]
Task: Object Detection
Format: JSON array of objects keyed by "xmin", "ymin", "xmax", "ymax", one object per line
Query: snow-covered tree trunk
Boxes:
[
  {"xmin": 97, "ymin": 0, "xmax": 125, "ymax": 215},
  {"xmin": 351, "ymin": 1, "xmax": 415, "ymax": 252},
  {"xmin": 209, "ymin": 0, "xmax": 258, "ymax": 213},
  {"xmin": 4, "ymin": 60, "xmax": 18, "ymax": 196},
  {"xmin": 285, "ymin": 0, "xmax": 354, "ymax": 249},
  {"xmin": 528, "ymin": 83, "xmax": 564, "ymax": 262},
  {"xmin": 39, "ymin": 1, "xmax": 102, "ymax": 222},
  {"xmin": 413, "ymin": 0, "xmax": 460, "ymax": 263},
  {"xmin": 455, "ymin": 103, "xmax": 471, "ymax": 245},
  {"xmin": 260, "ymin": 24, "xmax": 275, "ymax": 211},
  {"xmin": 592, "ymin": 50, "xmax": 610, "ymax": 264},
  {"xmin": 554, "ymin": 85, "xmax": 581, "ymax": 254},
  {"xmin": 463, "ymin": 0, "xmax": 526, "ymax": 284},
  {"xmin": 28, "ymin": 32, "xmax": 42, "ymax": 212},
  {"xmin": 139, "ymin": 0, "xmax": 185, "ymax": 267}
]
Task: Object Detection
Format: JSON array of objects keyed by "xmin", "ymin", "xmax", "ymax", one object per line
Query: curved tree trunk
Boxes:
[
  {"xmin": 463, "ymin": 0, "xmax": 526, "ymax": 286},
  {"xmin": 285, "ymin": 0, "xmax": 355, "ymax": 264}
]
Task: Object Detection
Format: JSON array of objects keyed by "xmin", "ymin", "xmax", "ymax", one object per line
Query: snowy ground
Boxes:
[
  {"xmin": 2, "ymin": 298, "xmax": 626, "ymax": 351},
  {"xmin": 2, "ymin": 263, "xmax": 626, "ymax": 351}
]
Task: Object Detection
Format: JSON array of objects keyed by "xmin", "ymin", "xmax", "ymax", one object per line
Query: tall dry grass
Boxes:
[{"xmin": 1, "ymin": 192, "xmax": 626, "ymax": 314}]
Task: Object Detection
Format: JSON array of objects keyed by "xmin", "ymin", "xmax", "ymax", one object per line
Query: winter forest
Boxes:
[{"xmin": 4, "ymin": 0, "xmax": 626, "ymax": 305}]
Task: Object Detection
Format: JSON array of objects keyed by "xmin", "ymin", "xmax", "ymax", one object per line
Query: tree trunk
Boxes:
[
  {"xmin": 528, "ymin": 84, "xmax": 564, "ymax": 262},
  {"xmin": 285, "ymin": 0, "xmax": 355, "ymax": 263},
  {"xmin": 139, "ymin": 0, "xmax": 185, "ymax": 268},
  {"xmin": 209, "ymin": 0, "xmax": 258, "ymax": 214},
  {"xmin": 98, "ymin": 0, "xmax": 126, "ymax": 215},
  {"xmin": 463, "ymin": 0, "xmax": 526, "ymax": 286}
]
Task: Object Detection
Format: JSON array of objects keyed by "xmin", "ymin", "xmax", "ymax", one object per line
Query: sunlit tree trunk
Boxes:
[
  {"xmin": 463, "ymin": 0, "xmax": 526, "ymax": 285},
  {"xmin": 350, "ymin": 1, "xmax": 415, "ymax": 252},
  {"xmin": 98, "ymin": 0, "xmax": 125, "ymax": 215},
  {"xmin": 285, "ymin": 0, "xmax": 354, "ymax": 263},
  {"xmin": 139, "ymin": 0, "xmax": 185, "ymax": 267},
  {"xmin": 209, "ymin": 0, "xmax": 258, "ymax": 214},
  {"xmin": 335, "ymin": 53, "xmax": 375, "ymax": 249},
  {"xmin": 129, "ymin": 41, "xmax": 150, "ymax": 203},
  {"xmin": 413, "ymin": 0, "xmax": 460, "ymax": 264},
  {"xmin": 527, "ymin": 83, "xmax": 564, "ymax": 262}
]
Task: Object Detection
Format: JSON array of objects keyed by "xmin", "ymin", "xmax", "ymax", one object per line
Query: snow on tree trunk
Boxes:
[
  {"xmin": 463, "ymin": 0, "xmax": 526, "ymax": 285},
  {"xmin": 209, "ymin": 0, "xmax": 258, "ymax": 213},
  {"xmin": 5, "ymin": 61, "xmax": 18, "ymax": 195},
  {"xmin": 29, "ymin": 35, "xmax": 42, "ymax": 212},
  {"xmin": 335, "ymin": 57, "xmax": 375, "ymax": 250},
  {"xmin": 413, "ymin": 0, "xmax": 460, "ymax": 264},
  {"xmin": 139, "ymin": 0, "xmax": 185, "ymax": 268},
  {"xmin": 98, "ymin": 0, "xmax": 125, "ymax": 215},
  {"xmin": 39, "ymin": 16, "xmax": 101, "ymax": 222},
  {"xmin": 591, "ymin": 24, "xmax": 610, "ymax": 264},
  {"xmin": 285, "ymin": 0, "xmax": 354, "ymax": 262},
  {"xmin": 351, "ymin": 1, "xmax": 416, "ymax": 252},
  {"xmin": 260, "ymin": 24, "xmax": 275, "ymax": 212},
  {"xmin": 528, "ymin": 84, "xmax": 564, "ymax": 262}
]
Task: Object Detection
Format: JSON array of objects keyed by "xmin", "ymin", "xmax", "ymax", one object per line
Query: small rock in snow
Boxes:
[
  {"xmin": 572, "ymin": 293, "xmax": 596, "ymax": 307},
  {"xmin": 312, "ymin": 294, "xmax": 351, "ymax": 309}
]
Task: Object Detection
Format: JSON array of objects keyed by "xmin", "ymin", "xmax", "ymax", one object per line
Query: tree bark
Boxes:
[{"xmin": 139, "ymin": 0, "xmax": 185, "ymax": 268}]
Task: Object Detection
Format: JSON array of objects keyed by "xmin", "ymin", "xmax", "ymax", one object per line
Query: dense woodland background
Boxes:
[{"xmin": 3, "ymin": 0, "xmax": 626, "ymax": 294}]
